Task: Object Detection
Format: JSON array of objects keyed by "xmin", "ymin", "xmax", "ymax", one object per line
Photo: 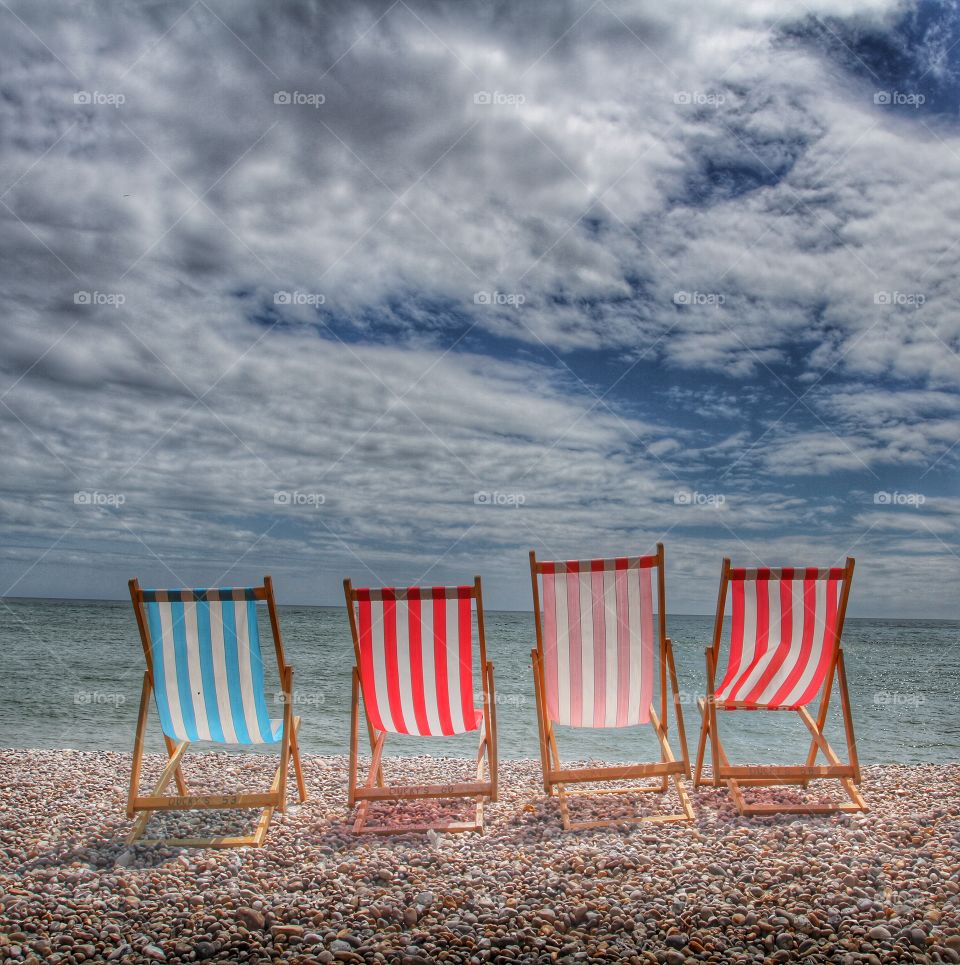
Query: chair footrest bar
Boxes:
[
  {"xmin": 353, "ymin": 781, "xmax": 491, "ymax": 802},
  {"xmin": 548, "ymin": 762, "xmax": 684, "ymax": 785},
  {"xmin": 354, "ymin": 819, "xmax": 482, "ymax": 835},
  {"xmin": 132, "ymin": 792, "xmax": 279, "ymax": 811},
  {"xmin": 718, "ymin": 765, "xmax": 854, "ymax": 780}
]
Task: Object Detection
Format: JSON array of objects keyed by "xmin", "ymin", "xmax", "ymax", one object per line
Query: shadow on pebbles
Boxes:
[{"xmin": 0, "ymin": 751, "xmax": 958, "ymax": 964}]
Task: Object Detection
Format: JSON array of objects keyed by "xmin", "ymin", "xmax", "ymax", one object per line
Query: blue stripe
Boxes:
[
  {"xmin": 245, "ymin": 600, "xmax": 278, "ymax": 743},
  {"xmin": 145, "ymin": 602, "xmax": 178, "ymax": 740},
  {"xmin": 220, "ymin": 601, "xmax": 252, "ymax": 743},
  {"xmin": 169, "ymin": 601, "xmax": 198, "ymax": 741},
  {"xmin": 195, "ymin": 599, "xmax": 225, "ymax": 742}
]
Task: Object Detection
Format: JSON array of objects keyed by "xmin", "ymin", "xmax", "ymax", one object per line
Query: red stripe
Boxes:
[
  {"xmin": 381, "ymin": 589, "xmax": 405, "ymax": 732},
  {"xmin": 356, "ymin": 595, "xmax": 386, "ymax": 731},
  {"xmin": 716, "ymin": 579, "xmax": 744, "ymax": 696},
  {"xmin": 745, "ymin": 577, "xmax": 793, "ymax": 703},
  {"xmin": 730, "ymin": 577, "xmax": 769, "ymax": 699},
  {"xmin": 614, "ymin": 558, "xmax": 630, "ymax": 726},
  {"xmin": 770, "ymin": 578, "xmax": 817, "ymax": 706},
  {"xmin": 458, "ymin": 587, "xmax": 474, "ymax": 729},
  {"xmin": 591, "ymin": 560, "xmax": 606, "ymax": 727},
  {"xmin": 565, "ymin": 562, "xmax": 582, "ymax": 727},
  {"xmin": 432, "ymin": 588, "xmax": 454, "ymax": 735},
  {"xmin": 794, "ymin": 578, "xmax": 839, "ymax": 707},
  {"xmin": 406, "ymin": 589, "xmax": 430, "ymax": 735}
]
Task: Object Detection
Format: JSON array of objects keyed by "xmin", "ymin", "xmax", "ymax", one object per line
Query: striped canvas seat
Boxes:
[
  {"xmin": 714, "ymin": 567, "xmax": 844, "ymax": 708},
  {"xmin": 538, "ymin": 556, "xmax": 657, "ymax": 728},
  {"xmin": 353, "ymin": 586, "xmax": 482, "ymax": 736},
  {"xmin": 141, "ymin": 588, "xmax": 282, "ymax": 744}
]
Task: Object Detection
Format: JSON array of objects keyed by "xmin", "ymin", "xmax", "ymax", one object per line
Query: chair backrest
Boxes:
[
  {"xmin": 346, "ymin": 583, "xmax": 483, "ymax": 736},
  {"xmin": 531, "ymin": 551, "xmax": 663, "ymax": 728},
  {"xmin": 132, "ymin": 586, "xmax": 280, "ymax": 745},
  {"xmin": 712, "ymin": 562, "xmax": 854, "ymax": 708}
]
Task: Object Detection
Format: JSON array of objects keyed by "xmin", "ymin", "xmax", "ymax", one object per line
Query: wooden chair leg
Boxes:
[
  {"xmin": 163, "ymin": 735, "xmax": 188, "ymax": 796},
  {"xmin": 531, "ymin": 650, "xmax": 551, "ymax": 794},
  {"xmin": 694, "ymin": 698, "xmax": 711, "ymax": 786},
  {"xmin": 127, "ymin": 674, "xmax": 151, "ymax": 818}
]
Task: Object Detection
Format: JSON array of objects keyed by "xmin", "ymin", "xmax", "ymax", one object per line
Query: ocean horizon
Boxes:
[{"xmin": 3, "ymin": 597, "xmax": 956, "ymax": 765}]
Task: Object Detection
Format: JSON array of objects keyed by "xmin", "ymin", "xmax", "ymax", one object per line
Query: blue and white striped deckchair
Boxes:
[{"xmin": 126, "ymin": 577, "xmax": 307, "ymax": 848}]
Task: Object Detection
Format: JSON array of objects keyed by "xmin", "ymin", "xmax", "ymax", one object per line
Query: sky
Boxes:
[{"xmin": 1, "ymin": 0, "xmax": 959, "ymax": 615}]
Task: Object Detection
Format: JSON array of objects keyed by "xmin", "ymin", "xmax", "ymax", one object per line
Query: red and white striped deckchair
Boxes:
[
  {"xmin": 695, "ymin": 558, "xmax": 866, "ymax": 814},
  {"xmin": 529, "ymin": 545, "xmax": 693, "ymax": 830},
  {"xmin": 343, "ymin": 577, "xmax": 497, "ymax": 834}
]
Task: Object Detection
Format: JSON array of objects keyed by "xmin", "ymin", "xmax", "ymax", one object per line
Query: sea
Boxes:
[{"xmin": 1, "ymin": 599, "xmax": 957, "ymax": 765}]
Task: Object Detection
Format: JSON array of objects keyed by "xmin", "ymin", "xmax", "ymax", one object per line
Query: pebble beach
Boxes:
[{"xmin": 1, "ymin": 751, "xmax": 958, "ymax": 964}]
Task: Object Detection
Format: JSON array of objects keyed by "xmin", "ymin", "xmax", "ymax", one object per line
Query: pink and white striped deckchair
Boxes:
[
  {"xmin": 529, "ymin": 545, "xmax": 693, "ymax": 830},
  {"xmin": 695, "ymin": 557, "xmax": 866, "ymax": 815},
  {"xmin": 343, "ymin": 577, "xmax": 497, "ymax": 834}
]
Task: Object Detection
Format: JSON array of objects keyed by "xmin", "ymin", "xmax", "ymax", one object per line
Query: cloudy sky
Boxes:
[{"xmin": 1, "ymin": 0, "xmax": 959, "ymax": 615}]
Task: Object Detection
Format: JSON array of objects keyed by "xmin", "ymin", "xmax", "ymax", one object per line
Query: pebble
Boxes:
[{"xmin": 0, "ymin": 751, "xmax": 957, "ymax": 964}]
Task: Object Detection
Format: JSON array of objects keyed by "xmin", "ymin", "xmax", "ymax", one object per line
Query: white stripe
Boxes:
[
  {"xmin": 369, "ymin": 601, "xmax": 396, "ymax": 732},
  {"xmin": 758, "ymin": 580, "xmax": 807, "ymax": 704},
  {"xmin": 234, "ymin": 601, "xmax": 263, "ymax": 742},
  {"xmin": 782, "ymin": 579, "xmax": 830, "ymax": 706},
  {"xmin": 208, "ymin": 602, "xmax": 238, "ymax": 743},
  {"xmin": 602, "ymin": 567, "xmax": 618, "ymax": 727},
  {"xmin": 418, "ymin": 596, "xmax": 442, "ymax": 735},
  {"xmin": 394, "ymin": 600, "xmax": 416, "ymax": 733},
  {"xmin": 183, "ymin": 601, "xmax": 211, "ymax": 741},
  {"xmin": 734, "ymin": 578, "xmax": 783, "ymax": 700},
  {"xmin": 157, "ymin": 602, "xmax": 187, "ymax": 741},
  {"xmin": 626, "ymin": 569, "xmax": 643, "ymax": 724},
  {"xmin": 577, "ymin": 567, "xmax": 594, "ymax": 727},
  {"xmin": 554, "ymin": 573, "xmax": 570, "ymax": 726},
  {"xmin": 445, "ymin": 596, "xmax": 465, "ymax": 733}
]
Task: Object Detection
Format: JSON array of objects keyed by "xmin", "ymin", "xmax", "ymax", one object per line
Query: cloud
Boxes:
[{"xmin": 0, "ymin": 0, "xmax": 958, "ymax": 614}]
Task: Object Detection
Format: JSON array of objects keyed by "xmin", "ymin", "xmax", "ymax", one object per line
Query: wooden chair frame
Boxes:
[
  {"xmin": 126, "ymin": 576, "xmax": 308, "ymax": 848},
  {"xmin": 343, "ymin": 576, "xmax": 498, "ymax": 834},
  {"xmin": 529, "ymin": 545, "xmax": 694, "ymax": 830},
  {"xmin": 694, "ymin": 557, "xmax": 866, "ymax": 815}
]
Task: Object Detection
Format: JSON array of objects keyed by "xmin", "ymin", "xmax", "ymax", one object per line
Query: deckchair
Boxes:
[
  {"xmin": 126, "ymin": 577, "xmax": 307, "ymax": 847},
  {"xmin": 343, "ymin": 577, "xmax": 497, "ymax": 834},
  {"xmin": 529, "ymin": 545, "xmax": 694, "ymax": 830},
  {"xmin": 694, "ymin": 558, "xmax": 866, "ymax": 814}
]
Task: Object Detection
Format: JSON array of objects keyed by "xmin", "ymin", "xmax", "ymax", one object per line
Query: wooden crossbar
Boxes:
[
  {"xmin": 354, "ymin": 780, "xmax": 491, "ymax": 802},
  {"xmin": 547, "ymin": 761, "xmax": 685, "ymax": 785}
]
